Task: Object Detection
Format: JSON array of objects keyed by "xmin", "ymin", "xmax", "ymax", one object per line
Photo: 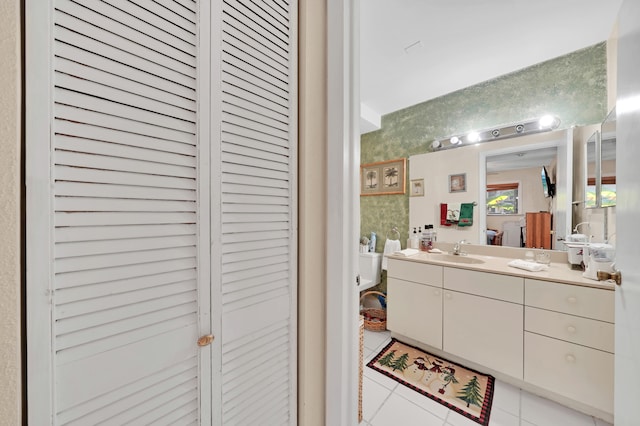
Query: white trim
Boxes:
[
  {"xmin": 477, "ymin": 131, "xmax": 573, "ymax": 247},
  {"xmin": 326, "ymin": 0, "xmax": 360, "ymax": 424},
  {"xmin": 25, "ymin": 2, "xmax": 55, "ymax": 424},
  {"xmin": 288, "ymin": 0, "xmax": 299, "ymax": 423},
  {"xmin": 209, "ymin": 1, "xmax": 223, "ymax": 423},
  {"xmin": 197, "ymin": 1, "xmax": 213, "ymax": 423}
]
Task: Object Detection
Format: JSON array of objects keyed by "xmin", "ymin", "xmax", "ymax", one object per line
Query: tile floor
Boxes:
[{"xmin": 361, "ymin": 330, "xmax": 613, "ymax": 426}]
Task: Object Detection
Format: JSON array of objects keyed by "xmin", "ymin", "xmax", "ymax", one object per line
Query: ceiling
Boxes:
[
  {"xmin": 360, "ymin": 0, "xmax": 623, "ymax": 134},
  {"xmin": 486, "ymin": 147, "xmax": 558, "ymax": 173}
]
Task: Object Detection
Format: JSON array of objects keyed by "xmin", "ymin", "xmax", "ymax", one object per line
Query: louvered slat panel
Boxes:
[
  {"xmin": 54, "ymin": 8, "xmax": 195, "ymax": 77},
  {"xmin": 218, "ymin": 0, "xmax": 294, "ymax": 423},
  {"xmin": 55, "ymin": 167, "xmax": 196, "ymax": 191},
  {"xmin": 55, "ymin": 212, "xmax": 196, "ymax": 227},
  {"xmin": 223, "ymin": 0, "xmax": 288, "ymax": 57},
  {"xmin": 55, "ymin": 269, "xmax": 197, "ymax": 304},
  {"xmin": 57, "ymin": 359, "xmax": 197, "ymax": 424},
  {"xmin": 50, "ymin": 0, "xmax": 201, "ymax": 422},
  {"xmin": 55, "ymin": 224, "xmax": 196, "ymax": 243},
  {"xmin": 55, "ymin": 258, "xmax": 197, "ymax": 289},
  {"xmin": 56, "ymin": 0, "xmax": 195, "ymax": 66},
  {"xmin": 54, "ymin": 42, "xmax": 196, "ymax": 102},
  {"xmin": 101, "ymin": 0, "xmax": 196, "ymax": 45},
  {"xmin": 55, "ymin": 121, "xmax": 197, "ymax": 156},
  {"xmin": 222, "ymin": 22, "xmax": 288, "ymax": 77}
]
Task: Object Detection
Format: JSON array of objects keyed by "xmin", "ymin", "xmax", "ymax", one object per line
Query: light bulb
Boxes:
[
  {"xmin": 431, "ymin": 140, "xmax": 441, "ymax": 149},
  {"xmin": 467, "ymin": 131, "xmax": 480, "ymax": 143},
  {"xmin": 539, "ymin": 115, "xmax": 556, "ymax": 128},
  {"xmin": 450, "ymin": 136, "xmax": 461, "ymax": 145}
]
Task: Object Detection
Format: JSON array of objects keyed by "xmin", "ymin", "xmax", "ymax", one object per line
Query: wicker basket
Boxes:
[{"xmin": 359, "ymin": 291, "xmax": 387, "ymax": 331}]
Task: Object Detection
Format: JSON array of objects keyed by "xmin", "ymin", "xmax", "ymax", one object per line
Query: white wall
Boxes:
[
  {"xmin": 410, "ymin": 129, "xmax": 569, "ymax": 244},
  {"xmin": 0, "ymin": 0, "xmax": 21, "ymax": 423}
]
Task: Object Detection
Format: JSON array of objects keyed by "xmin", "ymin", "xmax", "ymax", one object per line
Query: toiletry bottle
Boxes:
[
  {"xmin": 369, "ymin": 232, "xmax": 376, "ymax": 253},
  {"xmin": 410, "ymin": 228, "xmax": 419, "ymax": 249},
  {"xmin": 420, "ymin": 226, "xmax": 429, "ymax": 252}
]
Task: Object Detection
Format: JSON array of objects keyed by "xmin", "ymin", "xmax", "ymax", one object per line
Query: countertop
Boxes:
[{"xmin": 387, "ymin": 250, "xmax": 616, "ymax": 291}]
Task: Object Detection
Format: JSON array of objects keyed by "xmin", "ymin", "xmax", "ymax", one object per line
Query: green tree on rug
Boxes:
[
  {"xmin": 377, "ymin": 350, "xmax": 396, "ymax": 367},
  {"xmin": 457, "ymin": 375, "xmax": 482, "ymax": 408},
  {"xmin": 389, "ymin": 352, "xmax": 409, "ymax": 372}
]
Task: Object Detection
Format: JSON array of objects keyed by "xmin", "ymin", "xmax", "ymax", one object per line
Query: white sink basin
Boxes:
[{"xmin": 435, "ymin": 254, "xmax": 486, "ymax": 264}]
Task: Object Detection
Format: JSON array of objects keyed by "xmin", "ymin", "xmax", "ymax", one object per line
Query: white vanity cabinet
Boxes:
[
  {"xmin": 386, "ymin": 256, "xmax": 615, "ymax": 420},
  {"xmin": 443, "ymin": 268, "xmax": 524, "ymax": 379},
  {"xmin": 387, "ymin": 259, "xmax": 443, "ymax": 349},
  {"xmin": 524, "ymin": 279, "xmax": 615, "ymax": 414}
]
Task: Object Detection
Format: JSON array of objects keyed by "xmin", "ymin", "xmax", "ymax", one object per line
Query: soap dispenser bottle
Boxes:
[
  {"xmin": 369, "ymin": 232, "xmax": 376, "ymax": 253},
  {"xmin": 409, "ymin": 228, "xmax": 419, "ymax": 249}
]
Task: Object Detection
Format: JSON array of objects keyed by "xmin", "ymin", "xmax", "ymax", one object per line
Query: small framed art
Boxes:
[
  {"xmin": 448, "ymin": 173, "xmax": 467, "ymax": 193},
  {"xmin": 410, "ymin": 178, "xmax": 424, "ymax": 197}
]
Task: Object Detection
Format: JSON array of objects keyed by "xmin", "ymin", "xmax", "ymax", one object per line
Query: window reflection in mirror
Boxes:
[
  {"xmin": 601, "ymin": 108, "xmax": 616, "ymax": 207},
  {"xmin": 585, "ymin": 131, "xmax": 599, "ymax": 208}
]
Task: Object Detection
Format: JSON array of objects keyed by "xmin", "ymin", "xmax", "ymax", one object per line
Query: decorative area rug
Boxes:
[{"xmin": 367, "ymin": 339, "xmax": 494, "ymax": 426}]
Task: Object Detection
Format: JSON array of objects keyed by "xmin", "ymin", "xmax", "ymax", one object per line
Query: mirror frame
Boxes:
[{"xmin": 585, "ymin": 130, "xmax": 602, "ymax": 209}]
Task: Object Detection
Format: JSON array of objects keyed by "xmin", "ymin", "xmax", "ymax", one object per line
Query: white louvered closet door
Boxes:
[
  {"xmin": 27, "ymin": 0, "xmax": 210, "ymax": 424},
  {"xmin": 212, "ymin": 0, "xmax": 297, "ymax": 425}
]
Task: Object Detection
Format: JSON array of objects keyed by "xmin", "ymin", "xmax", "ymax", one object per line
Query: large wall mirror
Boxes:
[
  {"xmin": 584, "ymin": 108, "xmax": 616, "ymax": 208},
  {"xmin": 410, "ymin": 128, "xmax": 573, "ymax": 251}
]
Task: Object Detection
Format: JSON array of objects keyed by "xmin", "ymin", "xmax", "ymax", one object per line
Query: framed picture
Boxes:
[
  {"xmin": 410, "ymin": 178, "xmax": 424, "ymax": 197},
  {"xmin": 360, "ymin": 158, "xmax": 406, "ymax": 196},
  {"xmin": 449, "ymin": 173, "xmax": 467, "ymax": 193}
]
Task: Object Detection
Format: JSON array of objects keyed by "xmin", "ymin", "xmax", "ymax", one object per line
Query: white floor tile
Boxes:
[
  {"xmin": 487, "ymin": 408, "xmax": 520, "ymax": 426},
  {"xmin": 520, "ymin": 392, "xmax": 595, "ymax": 426},
  {"xmin": 445, "ymin": 409, "xmax": 481, "ymax": 426},
  {"xmin": 364, "ymin": 365, "xmax": 400, "ymax": 391},
  {"xmin": 393, "ymin": 383, "xmax": 450, "ymax": 420},
  {"xmin": 491, "ymin": 380, "xmax": 520, "ymax": 417},
  {"xmin": 370, "ymin": 393, "xmax": 446, "ymax": 426},
  {"xmin": 362, "ymin": 376, "xmax": 393, "ymax": 422},
  {"xmin": 364, "ymin": 329, "xmax": 391, "ymax": 352}
]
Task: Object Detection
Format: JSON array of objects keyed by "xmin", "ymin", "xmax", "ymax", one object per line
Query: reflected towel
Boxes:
[
  {"xmin": 440, "ymin": 203, "xmax": 452, "ymax": 226},
  {"xmin": 458, "ymin": 203, "xmax": 474, "ymax": 227},
  {"xmin": 382, "ymin": 239, "xmax": 402, "ymax": 270},
  {"xmin": 507, "ymin": 259, "xmax": 549, "ymax": 272},
  {"xmin": 447, "ymin": 203, "xmax": 461, "ymax": 223}
]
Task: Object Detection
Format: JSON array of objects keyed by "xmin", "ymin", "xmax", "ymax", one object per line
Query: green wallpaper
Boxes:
[{"xmin": 361, "ymin": 42, "xmax": 608, "ymax": 255}]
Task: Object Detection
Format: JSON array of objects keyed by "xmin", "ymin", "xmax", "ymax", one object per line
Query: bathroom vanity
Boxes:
[{"xmin": 386, "ymin": 251, "xmax": 615, "ymax": 423}]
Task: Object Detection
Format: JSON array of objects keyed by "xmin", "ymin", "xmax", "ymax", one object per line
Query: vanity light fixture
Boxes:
[{"xmin": 429, "ymin": 115, "xmax": 560, "ymax": 151}]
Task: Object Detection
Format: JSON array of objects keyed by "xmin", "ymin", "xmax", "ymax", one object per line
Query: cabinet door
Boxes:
[
  {"xmin": 444, "ymin": 290, "xmax": 523, "ymax": 379},
  {"xmin": 525, "ymin": 332, "xmax": 613, "ymax": 414},
  {"xmin": 387, "ymin": 278, "xmax": 443, "ymax": 349}
]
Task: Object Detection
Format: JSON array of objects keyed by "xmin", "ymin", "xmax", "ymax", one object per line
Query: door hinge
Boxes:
[
  {"xmin": 197, "ymin": 334, "xmax": 214, "ymax": 347},
  {"xmin": 356, "ymin": 274, "xmax": 360, "ymax": 287}
]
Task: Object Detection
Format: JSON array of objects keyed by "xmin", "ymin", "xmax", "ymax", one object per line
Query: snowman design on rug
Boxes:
[{"xmin": 402, "ymin": 356, "xmax": 430, "ymax": 382}]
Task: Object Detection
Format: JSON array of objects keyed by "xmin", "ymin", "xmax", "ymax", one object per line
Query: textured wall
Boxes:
[
  {"xmin": 361, "ymin": 43, "xmax": 608, "ymax": 257},
  {"xmin": 0, "ymin": 0, "xmax": 22, "ymax": 424}
]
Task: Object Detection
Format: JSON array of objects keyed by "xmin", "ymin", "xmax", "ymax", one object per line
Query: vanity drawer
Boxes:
[
  {"xmin": 444, "ymin": 267, "xmax": 523, "ymax": 303},
  {"xmin": 524, "ymin": 332, "xmax": 613, "ymax": 414},
  {"xmin": 525, "ymin": 307, "xmax": 614, "ymax": 353},
  {"xmin": 388, "ymin": 258, "xmax": 443, "ymax": 287},
  {"xmin": 525, "ymin": 279, "xmax": 614, "ymax": 322}
]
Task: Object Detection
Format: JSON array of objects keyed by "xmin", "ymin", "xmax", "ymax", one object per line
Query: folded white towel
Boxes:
[
  {"xmin": 393, "ymin": 248, "xmax": 420, "ymax": 257},
  {"xmin": 507, "ymin": 259, "xmax": 549, "ymax": 272},
  {"xmin": 382, "ymin": 239, "xmax": 402, "ymax": 270}
]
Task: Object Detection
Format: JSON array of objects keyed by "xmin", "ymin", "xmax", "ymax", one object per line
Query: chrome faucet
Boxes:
[{"xmin": 452, "ymin": 240, "xmax": 467, "ymax": 255}]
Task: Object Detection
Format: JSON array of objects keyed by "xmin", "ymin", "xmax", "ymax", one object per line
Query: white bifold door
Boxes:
[{"xmin": 26, "ymin": 1, "xmax": 297, "ymax": 425}]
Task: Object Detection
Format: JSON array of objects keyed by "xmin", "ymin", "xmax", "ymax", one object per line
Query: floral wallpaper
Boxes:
[{"xmin": 360, "ymin": 42, "xmax": 607, "ymax": 291}]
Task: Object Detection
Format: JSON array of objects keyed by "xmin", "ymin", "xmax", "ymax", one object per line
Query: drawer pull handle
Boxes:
[
  {"xmin": 565, "ymin": 354, "xmax": 576, "ymax": 363},
  {"xmin": 434, "ymin": 290, "xmax": 441, "ymax": 296},
  {"xmin": 445, "ymin": 293, "xmax": 452, "ymax": 299},
  {"xmin": 567, "ymin": 296, "xmax": 577, "ymax": 304},
  {"xmin": 567, "ymin": 326, "xmax": 576, "ymax": 333}
]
